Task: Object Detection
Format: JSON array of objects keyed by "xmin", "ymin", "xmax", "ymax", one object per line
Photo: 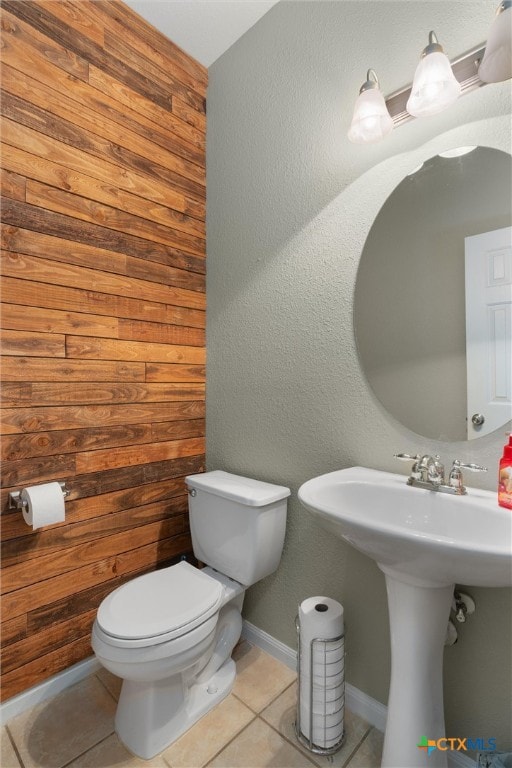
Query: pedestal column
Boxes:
[{"xmin": 381, "ymin": 571, "xmax": 454, "ymax": 768}]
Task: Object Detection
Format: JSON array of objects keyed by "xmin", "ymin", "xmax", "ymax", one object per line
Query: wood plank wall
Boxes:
[{"xmin": 0, "ymin": 0, "xmax": 207, "ymax": 701}]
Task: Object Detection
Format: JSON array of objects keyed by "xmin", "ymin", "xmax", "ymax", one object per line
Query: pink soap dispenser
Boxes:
[{"xmin": 498, "ymin": 433, "xmax": 512, "ymax": 509}]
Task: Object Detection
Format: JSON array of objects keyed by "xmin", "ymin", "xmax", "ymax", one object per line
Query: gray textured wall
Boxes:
[{"xmin": 207, "ymin": 0, "xmax": 512, "ymax": 749}]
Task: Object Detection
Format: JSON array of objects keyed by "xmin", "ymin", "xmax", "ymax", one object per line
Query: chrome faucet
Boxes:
[
  {"xmin": 415, "ymin": 454, "xmax": 445, "ymax": 486},
  {"xmin": 394, "ymin": 453, "xmax": 487, "ymax": 495}
]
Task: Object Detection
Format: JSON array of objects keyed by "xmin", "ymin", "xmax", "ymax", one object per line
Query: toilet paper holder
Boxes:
[
  {"xmin": 294, "ymin": 615, "xmax": 345, "ymax": 756},
  {"xmin": 8, "ymin": 481, "xmax": 70, "ymax": 512}
]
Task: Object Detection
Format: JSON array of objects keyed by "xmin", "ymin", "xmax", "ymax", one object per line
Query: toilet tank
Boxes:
[{"xmin": 185, "ymin": 471, "xmax": 290, "ymax": 586}]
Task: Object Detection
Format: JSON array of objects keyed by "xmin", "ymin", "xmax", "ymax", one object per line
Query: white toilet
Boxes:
[{"xmin": 91, "ymin": 470, "xmax": 290, "ymax": 759}]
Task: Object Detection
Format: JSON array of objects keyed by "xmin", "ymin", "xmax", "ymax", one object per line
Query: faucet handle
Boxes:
[
  {"xmin": 451, "ymin": 460, "xmax": 488, "ymax": 473},
  {"xmin": 394, "ymin": 453, "xmax": 420, "ymax": 461},
  {"xmin": 394, "ymin": 454, "xmax": 421, "ymax": 480},
  {"xmin": 448, "ymin": 460, "xmax": 487, "ymax": 494}
]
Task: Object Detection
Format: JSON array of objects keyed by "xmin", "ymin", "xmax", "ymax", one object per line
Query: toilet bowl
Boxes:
[
  {"xmin": 92, "ymin": 470, "xmax": 290, "ymax": 759},
  {"xmin": 92, "ymin": 563, "xmax": 244, "ymax": 758}
]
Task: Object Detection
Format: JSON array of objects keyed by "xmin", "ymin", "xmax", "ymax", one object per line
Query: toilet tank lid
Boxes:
[{"xmin": 185, "ymin": 470, "xmax": 291, "ymax": 507}]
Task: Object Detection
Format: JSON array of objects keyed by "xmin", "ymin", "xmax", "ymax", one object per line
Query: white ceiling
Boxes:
[{"xmin": 123, "ymin": 0, "xmax": 280, "ymax": 68}]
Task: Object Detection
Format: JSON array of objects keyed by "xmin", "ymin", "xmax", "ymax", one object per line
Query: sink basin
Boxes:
[
  {"xmin": 298, "ymin": 466, "xmax": 512, "ymax": 588},
  {"xmin": 298, "ymin": 466, "xmax": 512, "ymax": 768}
]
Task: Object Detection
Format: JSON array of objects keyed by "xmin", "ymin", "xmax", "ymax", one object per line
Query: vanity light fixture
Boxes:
[
  {"xmin": 347, "ymin": 69, "xmax": 394, "ymax": 144},
  {"xmin": 347, "ymin": 2, "xmax": 511, "ymax": 144},
  {"xmin": 478, "ymin": 0, "xmax": 512, "ymax": 83},
  {"xmin": 406, "ymin": 32, "xmax": 461, "ymax": 117}
]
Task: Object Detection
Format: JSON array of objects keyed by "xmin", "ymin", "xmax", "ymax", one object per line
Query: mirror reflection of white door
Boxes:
[{"xmin": 465, "ymin": 227, "xmax": 512, "ymax": 440}]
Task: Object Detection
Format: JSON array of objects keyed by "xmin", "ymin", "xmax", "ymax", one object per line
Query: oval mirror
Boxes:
[{"xmin": 354, "ymin": 146, "xmax": 512, "ymax": 442}]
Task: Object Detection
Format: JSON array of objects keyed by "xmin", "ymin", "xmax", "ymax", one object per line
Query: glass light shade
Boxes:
[
  {"xmin": 478, "ymin": 5, "xmax": 512, "ymax": 83},
  {"xmin": 348, "ymin": 88, "xmax": 393, "ymax": 144},
  {"xmin": 406, "ymin": 51, "xmax": 461, "ymax": 117}
]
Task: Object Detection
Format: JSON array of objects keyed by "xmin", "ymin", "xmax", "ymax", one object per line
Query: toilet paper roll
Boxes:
[
  {"xmin": 299, "ymin": 692, "xmax": 344, "ymax": 748},
  {"xmin": 311, "ymin": 698, "xmax": 344, "ymax": 716},
  {"xmin": 308, "ymin": 710, "xmax": 343, "ymax": 728},
  {"xmin": 306, "ymin": 685, "xmax": 344, "ymax": 704},
  {"xmin": 307, "ymin": 656, "xmax": 345, "ymax": 678},
  {"xmin": 21, "ymin": 483, "xmax": 66, "ymax": 530},
  {"xmin": 300, "ymin": 681, "xmax": 344, "ymax": 724},
  {"xmin": 303, "ymin": 670, "xmax": 344, "ymax": 692},
  {"xmin": 310, "ymin": 642, "xmax": 344, "ymax": 666},
  {"xmin": 309, "ymin": 693, "xmax": 344, "ymax": 716},
  {"xmin": 299, "ymin": 597, "xmax": 344, "ymax": 678},
  {"xmin": 317, "ymin": 727, "xmax": 345, "ymax": 749}
]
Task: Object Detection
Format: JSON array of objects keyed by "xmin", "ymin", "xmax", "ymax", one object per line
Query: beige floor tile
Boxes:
[
  {"xmin": 95, "ymin": 667, "xmax": 123, "ymax": 701},
  {"xmin": 233, "ymin": 646, "xmax": 297, "ymax": 713},
  {"xmin": 7, "ymin": 675, "xmax": 116, "ymax": 768},
  {"xmin": 65, "ymin": 733, "xmax": 168, "ymax": 768},
  {"xmin": 162, "ymin": 693, "xmax": 255, "ymax": 767},
  {"xmin": 345, "ymin": 728, "xmax": 384, "ymax": 768},
  {"xmin": 261, "ymin": 683, "xmax": 371, "ymax": 768},
  {"xmin": 1, "ymin": 727, "xmax": 22, "ymax": 768},
  {"xmin": 208, "ymin": 718, "xmax": 316, "ymax": 767}
]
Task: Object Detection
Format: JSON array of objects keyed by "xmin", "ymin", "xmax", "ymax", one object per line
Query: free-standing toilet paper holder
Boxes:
[
  {"xmin": 8, "ymin": 481, "xmax": 70, "ymax": 512},
  {"xmin": 294, "ymin": 616, "xmax": 345, "ymax": 756}
]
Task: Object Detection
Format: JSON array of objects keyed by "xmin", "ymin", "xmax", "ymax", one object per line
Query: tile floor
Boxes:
[{"xmin": 1, "ymin": 642, "xmax": 383, "ymax": 768}]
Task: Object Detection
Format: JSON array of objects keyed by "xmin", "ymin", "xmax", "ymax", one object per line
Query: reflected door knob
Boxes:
[{"xmin": 471, "ymin": 413, "xmax": 485, "ymax": 426}]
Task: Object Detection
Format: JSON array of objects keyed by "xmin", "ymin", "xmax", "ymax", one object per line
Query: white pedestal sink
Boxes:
[{"xmin": 298, "ymin": 467, "xmax": 512, "ymax": 768}]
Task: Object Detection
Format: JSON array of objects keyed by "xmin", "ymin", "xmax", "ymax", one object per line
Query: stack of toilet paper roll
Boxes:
[{"xmin": 298, "ymin": 596, "xmax": 344, "ymax": 750}]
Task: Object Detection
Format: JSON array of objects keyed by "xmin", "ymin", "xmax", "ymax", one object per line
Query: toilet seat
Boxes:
[{"xmin": 97, "ymin": 562, "xmax": 223, "ymax": 647}]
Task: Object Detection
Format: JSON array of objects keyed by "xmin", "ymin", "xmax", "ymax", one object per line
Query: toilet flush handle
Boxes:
[{"xmin": 188, "ymin": 488, "xmax": 197, "ymax": 497}]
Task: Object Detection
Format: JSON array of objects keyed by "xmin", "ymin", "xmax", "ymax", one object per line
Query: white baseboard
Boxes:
[
  {"xmin": 0, "ymin": 656, "xmax": 100, "ymax": 725},
  {"xmin": 242, "ymin": 619, "xmax": 297, "ymax": 671},
  {"xmin": 241, "ymin": 620, "xmax": 476, "ymax": 768},
  {"xmin": 344, "ymin": 680, "xmax": 388, "ymax": 733}
]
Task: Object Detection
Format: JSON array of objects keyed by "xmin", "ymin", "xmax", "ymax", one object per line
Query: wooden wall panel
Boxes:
[{"xmin": 0, "ymin": 0, "xmax": 207, "ymax": 700}]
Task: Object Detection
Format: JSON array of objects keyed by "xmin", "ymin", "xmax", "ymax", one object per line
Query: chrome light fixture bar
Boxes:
[
  {"xmin": 347, "ymin": 1, "xmax": 511, "ymax": 142},
  {"xmin": 385, "ymin": 42, "xmax": 486, "ymax": 127}
]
